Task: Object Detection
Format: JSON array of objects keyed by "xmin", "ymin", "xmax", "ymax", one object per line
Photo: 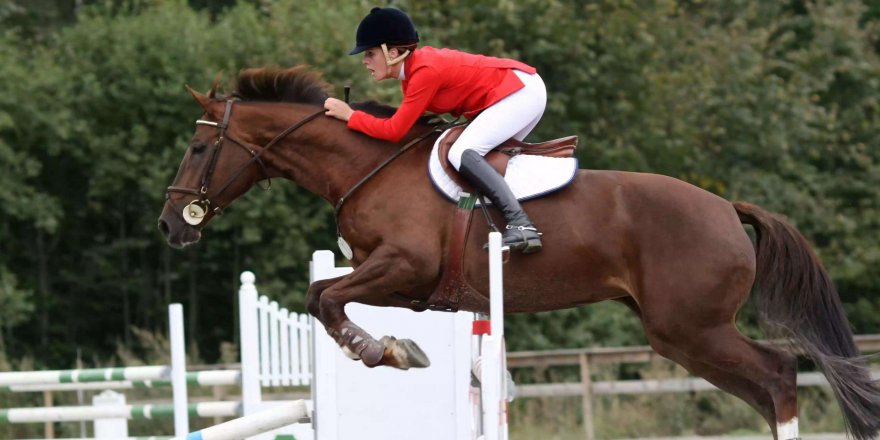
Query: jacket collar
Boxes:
[{"xmin": 401, "ymin": 48, "xmax": 417, "ymax": 81}]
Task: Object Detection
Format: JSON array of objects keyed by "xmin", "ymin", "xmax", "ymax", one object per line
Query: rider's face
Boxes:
[{"xmin": 362, "ymin": 47, "xmax": 396, "ymax": 81}]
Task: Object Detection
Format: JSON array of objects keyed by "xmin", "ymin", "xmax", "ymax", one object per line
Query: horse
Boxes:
[{"xmin": 157, "ymin": 66, "xmax": 880, "ymax": 440}]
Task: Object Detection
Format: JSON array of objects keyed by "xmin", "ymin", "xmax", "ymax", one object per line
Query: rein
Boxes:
[
  {"xmin": 167, "ymin": 97, "xmax": 461, "ymax": 243},
  {"xmin": 333, "ymin": 119, "xmax": 465, "ymax": 253}
]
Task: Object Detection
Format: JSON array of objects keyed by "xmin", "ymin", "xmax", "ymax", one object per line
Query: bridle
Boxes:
[
  {"xmin": 165, "ymin": 99, "xmax": 324, "ymax": 225},
  {"xmin": 166, "ymin": 96, "xmax": 460, "ymax": 260}
]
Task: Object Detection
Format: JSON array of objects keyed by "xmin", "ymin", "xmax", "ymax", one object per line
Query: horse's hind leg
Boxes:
[
  {"xmin": 615, "ymin": 298, "xmax": 781, "ymax": 434},
  {"xmin": 649, "ymin": 331, "xmax": 782, "ymax": 435},
  {"xmin": 642, "ymin": 302, "xmax": 799, "ymax": 440},
  {"xmin": 317, "ymin": 245, "xmax": 433, "ymax": 370}
]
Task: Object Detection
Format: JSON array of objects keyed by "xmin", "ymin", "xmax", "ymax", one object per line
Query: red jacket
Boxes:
[{"xmin": 347, "ymin": 46, "xmax": 537, "ymax": 142}]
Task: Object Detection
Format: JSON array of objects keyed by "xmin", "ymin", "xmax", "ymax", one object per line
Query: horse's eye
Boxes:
[{"xmin": 191, "ymin": 143, "xmax": 207, "ymax": 153}]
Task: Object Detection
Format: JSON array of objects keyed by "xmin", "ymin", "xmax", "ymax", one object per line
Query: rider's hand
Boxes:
[{"xmin": 324, "ymin": 98, "xmax": 354, "ymax": 122}]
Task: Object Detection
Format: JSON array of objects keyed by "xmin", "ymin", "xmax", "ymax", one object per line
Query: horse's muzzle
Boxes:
[{"xmin": 158, "ymin": 208, "xmax": 202, "ymax": 249}]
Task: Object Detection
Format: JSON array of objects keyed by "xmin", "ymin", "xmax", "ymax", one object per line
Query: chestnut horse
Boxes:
[{"xmin": 158, "ymin": 67, "xmax": 879, "ymax": 440}]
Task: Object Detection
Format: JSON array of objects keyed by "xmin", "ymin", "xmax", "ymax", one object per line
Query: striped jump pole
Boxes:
[
  {"xmin": 0, "ymin": 368, "xmax": 239, "ymax": 390},
  {"xmin": 0, "ymin": 368, "xmax": 239, "ymax": 392},
  {"xmin": 186, "ymin": 399, "xmax": 309, "ymax": 440},
  {"xmin": 0, "ymin": 399, "xmax": 240, "ymax": 423},
  {"xmin": 0, "ymin": 366, "xmax": 173, "ymax": 387},
  {"xmin": 471, "ymin": 314, "xmax": 490, "ymax": 439}
]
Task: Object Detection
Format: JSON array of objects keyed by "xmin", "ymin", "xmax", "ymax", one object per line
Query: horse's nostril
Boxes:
[{"xmin": 158, "ymin": 219, "xmax": 170, "ymax": 237}]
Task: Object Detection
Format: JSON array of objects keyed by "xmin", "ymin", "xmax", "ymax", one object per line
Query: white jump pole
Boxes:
[
  {"xmin": 481, "ymin": 231, "xmax": 508, "ymax": 440},
  {"xmin": 169, "ymin": 303, "xmax": 190, "ymax": 437},
  {"xmin": 185, "ymin": 399, "xmax": 309, "ymax": 440}
]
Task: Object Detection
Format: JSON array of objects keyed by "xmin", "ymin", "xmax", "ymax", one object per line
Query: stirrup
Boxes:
[
  {"xmin": 505, "ymin": 225, "xmax": 541, "ymax": 234},
  {"xmin": 503, "ymin": 225, "xmax": 543, "ymax": 254},
  {"xmin": 481, "ymin": 225, "xmax": 543, "ymax": 254}
]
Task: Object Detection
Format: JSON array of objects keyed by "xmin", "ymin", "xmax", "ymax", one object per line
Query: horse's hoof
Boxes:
[{"xmin": 379, "ymin": 336, "xmax": 431, "ymax": 370}]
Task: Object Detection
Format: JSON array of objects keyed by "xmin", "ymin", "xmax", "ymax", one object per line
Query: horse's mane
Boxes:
[
  {"xmin": 231, "ymin": 66, "xmax": 330, "ymax": 105},
  {"xmin": 220, "ymin": 65, "xmax": 439, "ymax": 125}
]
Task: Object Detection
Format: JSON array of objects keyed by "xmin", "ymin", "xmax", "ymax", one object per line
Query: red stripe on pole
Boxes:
[{"xmin": 472, "ymin": 320, "xmax": 491, "ymax": 335}]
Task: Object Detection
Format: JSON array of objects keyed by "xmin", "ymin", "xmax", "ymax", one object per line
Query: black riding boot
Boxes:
[{"xmin": 458, "ymin": 149, "xmax": 542, "ymax": 253}]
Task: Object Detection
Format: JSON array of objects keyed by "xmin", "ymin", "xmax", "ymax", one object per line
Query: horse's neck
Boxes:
[
  {"xmin": 269, "ymin": 119, "xmax": 405, "ymax": 205},
  {"xmin": 239, "ymin": 103, "xmax": 438, "ymax": 206}
]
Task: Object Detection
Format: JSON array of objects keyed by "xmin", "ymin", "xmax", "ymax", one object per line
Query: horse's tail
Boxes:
[{"xmin": 734, "ymin": 201, "xmax": 880, "ymax": 440}]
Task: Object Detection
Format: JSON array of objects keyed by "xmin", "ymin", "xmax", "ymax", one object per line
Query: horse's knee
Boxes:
[
  {"xmin": 306, "ymin": 278, "xmax": 338, "ymax": 319},
  {"xmin": 318, "ymin": 288, "xmax": 345, "ymax": 321},
  {"xmin": 306, "ymin": 290, "xmax": 321, "ymax": 318}
]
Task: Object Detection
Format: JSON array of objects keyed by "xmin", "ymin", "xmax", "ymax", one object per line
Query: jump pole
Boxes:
[
  {"xmin": 185, "ymin": 399, "xmax": 309, "ymax": 440},
  {"xmin": 0, "ymin": 399, "xmax": 241, "ymax": 423},
  {"xmin": 480, "ymin": 231, "xmax": 509, "ymax": 440},
  {"xmin": 169, "ymin": 303, "xmax": 190, "ymax": 436}
]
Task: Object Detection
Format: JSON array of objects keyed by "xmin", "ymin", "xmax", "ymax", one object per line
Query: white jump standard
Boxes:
[{"xmin": 475, "ymin": 231, "xmax": 510, "ymax": 440}]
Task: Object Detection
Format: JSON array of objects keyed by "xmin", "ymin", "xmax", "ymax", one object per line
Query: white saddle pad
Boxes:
[{"xmin": 428, "ymin": 128, "xmax": 579, "ymax": 203}]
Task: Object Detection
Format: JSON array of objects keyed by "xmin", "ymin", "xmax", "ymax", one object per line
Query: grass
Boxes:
[{"xmin": 508, "ymin": 361, "xmax": 849, "ymax": 440}]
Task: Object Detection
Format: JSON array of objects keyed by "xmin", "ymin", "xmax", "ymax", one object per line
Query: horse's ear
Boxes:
[
  {"xmin": 208, "ymin": 72, "xmax": 223, "ymax": 98},
  {"xmin": 186, "ymin": 85, "xmax": 212, "ymax": 112}
]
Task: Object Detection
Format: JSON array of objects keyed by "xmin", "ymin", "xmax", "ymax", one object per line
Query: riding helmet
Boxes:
[{"xmin": 349, "ymin": 7, "xmax": 419, "ymax": 55}]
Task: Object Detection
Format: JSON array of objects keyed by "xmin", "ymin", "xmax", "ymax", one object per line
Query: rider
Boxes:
[{"xmin": 324, "ymin": 7, "xmax": 547, "ymax": 253}]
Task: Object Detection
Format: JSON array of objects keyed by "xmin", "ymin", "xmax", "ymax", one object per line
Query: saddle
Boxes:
[{"xmin": 438, "ymin": 125, "xmax": 578, "ymax": 189}]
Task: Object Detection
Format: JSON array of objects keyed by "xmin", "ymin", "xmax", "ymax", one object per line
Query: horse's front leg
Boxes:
[
  {"xmin": 318, "ymin": 246, "xmax": 434, "ymax": 370},
  {"xmin": 305, "ymin": 275, "xmax": 343, "ymax": 323}
]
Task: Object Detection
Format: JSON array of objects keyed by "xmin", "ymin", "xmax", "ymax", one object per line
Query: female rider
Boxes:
[{"xmin": 324, "ymin": 7, "xmax": 546, "ymax": 253}]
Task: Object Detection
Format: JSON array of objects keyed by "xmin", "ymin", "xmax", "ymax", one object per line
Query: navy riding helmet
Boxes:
[{"xmin": 349, "ymin": 7, "xmax": 419, "ymax": 55}]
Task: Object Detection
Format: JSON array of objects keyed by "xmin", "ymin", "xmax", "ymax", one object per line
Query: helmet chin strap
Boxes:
[{"xmin": 381, "ymin": 43, "xmax": 410, "ymax": 66}]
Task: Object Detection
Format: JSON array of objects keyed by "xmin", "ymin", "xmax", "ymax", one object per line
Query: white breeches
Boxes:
[{"xmin": 448, "ymin": 70, "xmax": 547, "ymax": 170}]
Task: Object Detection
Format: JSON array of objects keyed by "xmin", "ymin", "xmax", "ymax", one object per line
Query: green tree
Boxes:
[{"xmin": 0, "ymin": 0, "xmax": 878, "ymax": 367}]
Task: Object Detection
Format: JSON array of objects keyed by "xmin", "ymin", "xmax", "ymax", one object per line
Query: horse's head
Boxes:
[
  {"xmin": 158, "ymin": 66, "xmax": 426, "ymax": 249},
  {"xmin": 158, "ymin": 87, "xmax": 273, "ymax": 248},
  {"xmin": 159, "ymin": 67, "xmax": 339, "ymax": 248}
]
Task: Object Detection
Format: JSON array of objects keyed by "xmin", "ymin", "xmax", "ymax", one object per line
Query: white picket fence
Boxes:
[{"xmin": 0, "ymin": 278, "xmax": 313, "ymax": 439}]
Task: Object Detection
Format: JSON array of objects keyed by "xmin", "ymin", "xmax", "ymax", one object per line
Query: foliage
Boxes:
[
  {"xmin": 0, "ymin": 0, "xmax": 877, "ymax": 372},
  {"xmin": 0, "ymin": 0, "xmax": 358, "ymax": 365}
]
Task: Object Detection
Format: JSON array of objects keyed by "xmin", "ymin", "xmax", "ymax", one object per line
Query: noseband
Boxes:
[{"xmin": 166, "ymin": 99, "xmax": 324, "ymax": 225}]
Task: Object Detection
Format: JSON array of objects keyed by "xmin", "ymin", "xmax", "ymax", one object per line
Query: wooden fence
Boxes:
[{"xmin": 506, "ymin": 334, "xmax": 880, "ymax": 440}]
